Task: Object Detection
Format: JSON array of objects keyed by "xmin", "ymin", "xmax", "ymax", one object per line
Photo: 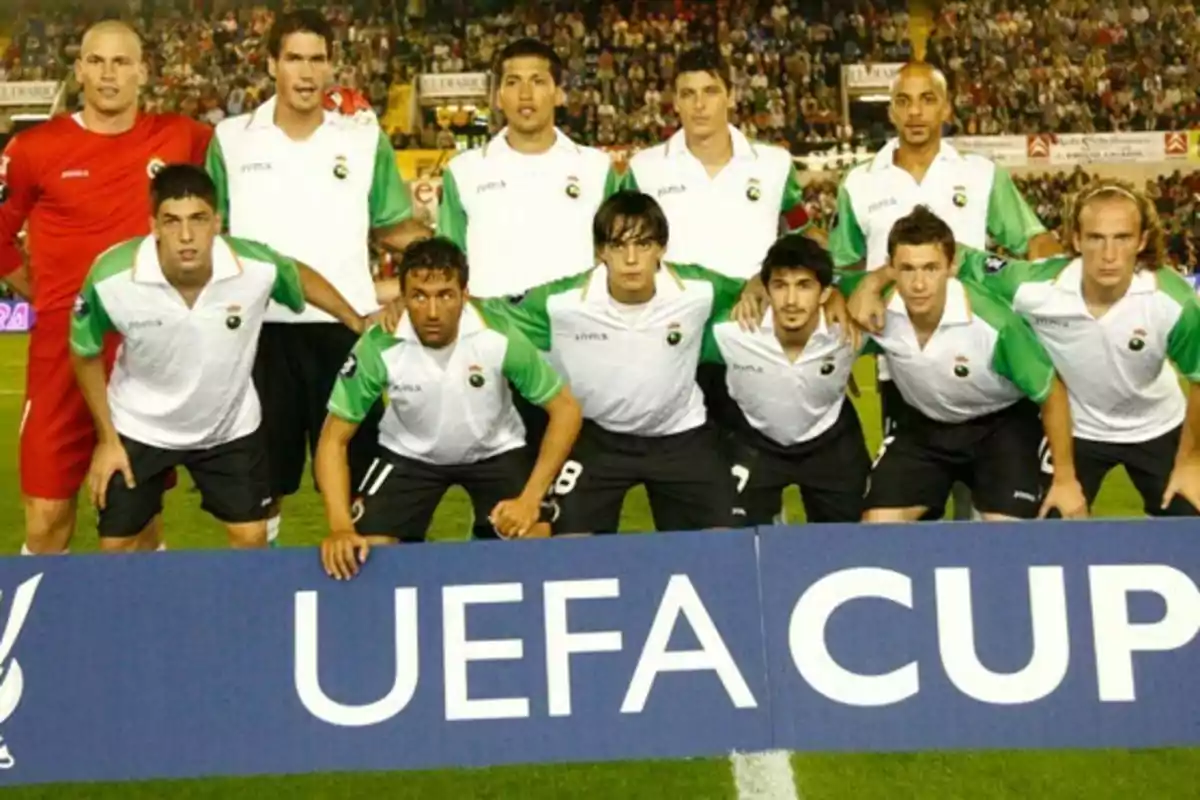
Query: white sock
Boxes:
[
  {"xmin": 157, "ymin": 543, "xmax": 167, "ymax": 552},
  {"xmin": 19, "ymin": 544, "xmax": 32, "ymax": 556},
  {"xmin": 267, "ymin": 515, "xmax": 281, "ymax": 543}
]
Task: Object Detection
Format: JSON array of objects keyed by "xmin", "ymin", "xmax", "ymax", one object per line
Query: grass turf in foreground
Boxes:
[{"xmin": 0, "ymin": 335, "xmax": 1195, "ymax": 798}]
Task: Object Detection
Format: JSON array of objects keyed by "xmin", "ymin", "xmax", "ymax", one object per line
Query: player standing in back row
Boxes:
[
  {"xmin": 830, "ymin": 62, "xmax": 1058, "ymax": 520},
  {"xmin": 206, "ymin": 9, "xmax": 428, "ymax": 544},
  {"xmin": 0, "ymin": 21, "xmax": 212, "ymax": 555}
]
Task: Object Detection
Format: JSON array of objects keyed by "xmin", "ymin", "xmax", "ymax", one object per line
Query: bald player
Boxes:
[
  {"xmin": 830, "ymin": 62, "xmax": 1058, "ymax": 520},
  {"xmin": 0, "ymin": 21, "xmax": 212, "ymax": 554}
]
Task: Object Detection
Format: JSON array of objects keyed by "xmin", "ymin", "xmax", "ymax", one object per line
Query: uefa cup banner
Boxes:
[{"xmin": 0, "ymin": 523, "xmax": 1196, "ymax": 786}]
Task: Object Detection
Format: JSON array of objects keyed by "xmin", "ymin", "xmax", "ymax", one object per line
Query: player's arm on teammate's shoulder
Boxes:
[
  {"xmin": 779, "ymin": 161, "xmax": 810, "ymax": 233},
  {"xmin": 68, "ymin": 267, "xmax": 135, "ymax": 512},
  {"xmin": 316, "ymin": 328, "xmax": 391, "ymax": 579},
  {"xmin": 0, "ymin": 136, "xmax": 38, "ymax": 297},
  {"xmin": 368, "ymin": 129, "xmax": 431, "ymax": 302},
  {"xmin": 987, "ymin": 166, "xmax": 1063, "ymax": 260},
  {"xmin": 990, "ymin": 311, "xmax": 1087, "ymax": 518},
  {"xmin": 1162, "ymin": 277, "xmax": 1200, "ymax": 511},
  {"xmin": 256, "ymin": 240, "xmax": 375, "ymax": 333}
]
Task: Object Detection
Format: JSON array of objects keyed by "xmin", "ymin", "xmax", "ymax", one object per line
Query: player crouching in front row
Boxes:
[
  {"xmin": 840, "ymin": 206, "xmax": 1088, "ymax": 522},
  {"xmin": 316, "ymin": 239, "xmax": 583, "ymax": 580},
  {"xmin": 70, "ymin": 165, "xmax": 374, "ymax": 550}
]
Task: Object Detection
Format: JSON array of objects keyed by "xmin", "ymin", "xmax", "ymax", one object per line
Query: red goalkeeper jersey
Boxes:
[{"xmin": 0, "ymin": 113, "xmax": 212, "ymax": 317}]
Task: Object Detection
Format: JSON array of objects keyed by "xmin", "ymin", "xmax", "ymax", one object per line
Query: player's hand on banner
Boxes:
[
  {"xmin": 323, "ymin": 87, "xmax": 377, "ymax": 126},
  {"xmin": 1038, "ymin": 477, "xmax": 1089, "ymax": 520},
  {"xmin": 823, "ymin": 290, "xmax": 861, "ymax": 351},
  {"xmin": 321, "ymin": 531, "xmax": 371, "ymax": 580},
  {"xmin": 88, "ymin": 440, "xmax": 135, "ymax": 510},
  {"xmin": 1161, "ymin": 458, "xmax": 1200, "ymax": 512},
  {"xmin": 732, "ymin": 282, "xmax": 768, "ymax": 331},
  {"xmin": 490, "ymin": 495, "xmax": 542, "ymax": 539}
]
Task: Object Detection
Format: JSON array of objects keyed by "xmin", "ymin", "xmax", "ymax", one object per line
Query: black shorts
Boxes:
[
  {"xmin": 865, "ymin": 400, "xmax": 1045, "ymax": 519},
  {"xmin": 353, "ymin": 447, "xmax": 532, "ymax": 542},
  {"xmin": 99, "ymin": 430, "xmax": 271, "ymax": 538},
  {"xmin": 254, "ymin": 322, "xmax": 384, "ymax": 498},
  {"xmin": 878, "ymin": 375, "xmax": 910, "ymax": 437},
  {"xmin": 729, "ymin": 402, "xmax": 870, "ymax": 524},
  {"xmin": 1071, "ymin": 426, "xmax": 1198, "ymax": 516},
  {"xmin": 552, "ymin": 422, "xmax": 735, "ymax": 535}
]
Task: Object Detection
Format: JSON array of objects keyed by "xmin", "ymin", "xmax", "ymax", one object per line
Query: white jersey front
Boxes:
[{"xmin": 207, "ymin": 97, "xmax": 413, "ymax": 323}]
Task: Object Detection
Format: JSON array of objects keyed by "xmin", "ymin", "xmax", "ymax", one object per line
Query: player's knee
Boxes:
[
  {"xmin": 226, "ymin": 521, "xmax": 268, "ymax": 549},
  {"xmin": 99, "ymin": 536, "xmax": 141, "ymax": 554},
  {"xmin": 979, "ymin": 512, "xmax": 1020, "ymax": 522},
  {"xmin": 136, "ymin": 515, "xmax": 164, "ymax": 550},
  {"xmin": 23, "ymin": 498, "xmax": 77, "ymax": 553},
  {"xmin": 862, "ymin": 506, "xmax": 925, "ymax": 523}
]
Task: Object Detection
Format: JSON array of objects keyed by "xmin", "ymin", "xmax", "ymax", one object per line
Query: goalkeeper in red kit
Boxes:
[{"xmin": 0, "ymin": 21, "xmax": 214, "ymax": 555}]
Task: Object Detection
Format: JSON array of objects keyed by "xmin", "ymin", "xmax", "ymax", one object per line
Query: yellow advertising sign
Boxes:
[{"xmin": 394, "ymin": 149, "xmax": 455, "ymax": 181}]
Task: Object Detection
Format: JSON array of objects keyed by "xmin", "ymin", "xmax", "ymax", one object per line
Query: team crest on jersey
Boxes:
[
  {"xmin": 952, "ymin": 185, "xmax": 968, "ymax": 208},
  {"xmin": 953, "ymin": 355, "xmax": 970, "ymax": 378},
  {"xmin": 333, "ymin": 155, "xmax": 349, "ymax": 180},
  {"xmin": 468, "ymin": 364, "xmax": 486, "ymax": 388},
  {"xmin": 73, "ymin": 294, "xmax": 89, "ymax": 319},
  {"xmin": 340, "ymin": 354, "xmax": 358, "ymax": 378},
  {"xmin": 1129, "ymin": 327, "xmax": 1147, "ymax": 352},
  {"xmin": 225, "ymin": 304, "xmax": 243, "ymax": 330},
  {"xmin": 565, "ymin": 175, "xmax": 581, "ymax": 199},
  {"xmin": 666, "ymin": 322, "xmax": 683, "ymax": 346},
  {"xmin": 746, "ymin": 178, "xmax": 762, "ymax": 202},
  {"xmin": 819, "ymin": 357, "xmax": 836, "ymax": 376},
  {"xmin": 146, "ymin": 158, "xmax": 166, "ymax": 179},
  {"xmin": 984, "ymin": 255, "xmax": 1008, "ymax": 273}
]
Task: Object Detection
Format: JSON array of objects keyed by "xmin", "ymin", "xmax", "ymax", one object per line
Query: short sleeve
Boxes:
[
  {"xmin": 368, "ymin": 131, "xmax": 413, "ymax": 228},
  {"xmin": 669, "ymin": 263, "xmax": 745, "ymax": 322},
  {"xmin": 780, "ymin": 162, "xmax": 804, "ymax": 213},
  {"xmin": 502, "ymin": 327, "xmax": 564, "ymax": 406},
  {"xmin": 604, "ymin": 165, "xmax": 632, "ymax": 198},
  {"xmin": 204, "ymin": 135, "xmax": 231, "ymax": 225},
  {"xmin": 985, "ymin": 168, "xmax": 1047, "ymax": 256},
  {"xmin": 700, "ymin": 321, "xmax": 727, "ymax": 366},
  {"xmin": 437, "ymin": 166, "xmax": 468, "ymax": 251},
  {"xmin": 270, "ymin": 253, "xmax": 306, "ymax": 313},
  {"xmin": 69, "ymin": 277, "xmax": 116, "ymax": 358},
  {"xmin": 957, "ymin": 246, "xmax": 1068, "ymax": 306},
  {"xmin": 328, "ymin": 326, "xmax": 391, "ymax": 424},
  {"xmin": 992, "ymin": 317, "xmax": 1056, "ymax": 404},
  {"xmin": 1166, "ymin": 289, "xmax": 1200, "ymax": 382},
  {"xmin": 828, "ymin": 184, "xmax": 867, "ymax": 267}
]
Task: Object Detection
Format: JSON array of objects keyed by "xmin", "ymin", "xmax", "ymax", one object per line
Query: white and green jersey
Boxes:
[
  {"xmin": 437, "ymin": 128, "xmax": 625, "ymax": 299},
  {"xmin": 206, "ymin": 96, "xmax": 412, "ymax": 324},
  {"xmin": 504, "ymin": 263, "xmax": 744, "ymax": 436},
  {"xmin": 69, "ymin": 235, "xmax": 305, "ymax": 449},
  {"xmin": 838, "ymin": 272, "xmax": 1057, "ymax": 423},
  {"xmin": 328, "ymin": 301, "xmax": 564, "ymax": 466},
  {"xmin": 625, "ymin": 126, "xmax": 806, "ymax": 280},
  {"xmin": 702, "ymin": 309, "xmax": 857, "ymax": 446},
  {"xmin": 829, "ymin": 139, "xmax": 1045, "ymax": 271},
  {"xmin": 959, "ymin": 250, "xmax": 1200, "ymax": 443}
]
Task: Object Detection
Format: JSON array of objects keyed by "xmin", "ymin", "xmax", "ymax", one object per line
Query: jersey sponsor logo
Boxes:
[
  {"xmin": 731, "ymin": 363, "xmax": 764, "ymax": 373},
  {"xmin": 656, "ymin": 184, "xmax": 687, "ymax": 198},
  {"xmin": 128, "ymin": 319, "xmax": 164, "ymax": 330},
  {"xmin": 476, "ymin": 180, "xmax": 507, "ymax": 194},
  {"xmin": 0, "ymin": 573, "xmax": 46, "ymax": 772},
  {"xmin": 1033, "ymin": 316, "xmax": 1071, "ymax": 329},
  {"xmin": 745, "ymin": 178, "xmax": 762, "ymax": 202},
  {"xmin": 146, "ymin": 158, "xmax": 166, "ymax": 179},
  {"xmin": 574, "ymin": 332, "xmax": 609, "ymax": 341},
  {"xmin": 565, "ymin": 175, "xmax": 581, "ymax": 199},
  {"xmin": 467, "ymin": 364, "xmax": 486, "ymax": 388},
  {"xmin": 666, "ymin": 322, "xmax": 683, "ymax": 346},
  {"xmin": 953, "ymin": 355, "xmax": 970, "ymax": 378},
  {"xmin": 1128, "ymin": 327, "xmax": 1148, "ymax": 352},
  {"xmin": 984, "ymin": 256, "xmax": 1008, "ymax": 273},
  {"xmin": 240, "ymin": 162, "xmax": 273, "ymax": 173},
  {"xmin": 60, "ymin": 169, "xmax": 89, "ymax": 180},
  {"xmin": 333, "ymin": 155, "xmax": 349, "ymax": 181},
  {"xmin": 340, "ymin": 354, "xmax": 358, "ymax": 379},
  {"xmin": 395, "ymin": 383, "xmax": 423, "ymax": 393},
  {"xmin": 73, "ymin": 294, "xmax": 89, "ymax": 319},
  {"xmin": 868, "ymin": 197, "xmax": 898, "ymax": 213}
]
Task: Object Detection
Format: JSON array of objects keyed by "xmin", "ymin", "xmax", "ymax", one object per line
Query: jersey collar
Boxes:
[
  {"xmin": 245, "ymin": 96, "xmax": 336, "ymax": 132},
  {"xmin": 886, "ymin": 276, "xmax": 973, "ymax": 328},
  {"xmin": 583, "ymin": 263, "xmax": 688, "ymax": 310},
  {"xmin": 664, "ymin": 124, "xmax": 757, "ymax": 161},
  {"xmin": 394, "ymin": 301, "xmax": 486, "ymax": 343},
  {"xmin": 761, "ymin": 307, "xmax": 838, "ymax": 358},
  {"xmin": 1053, "ymin": 257, "xmax": 1158, "ymax": 297},
  {"xmin": 131, "ymin": 236, "xmax": 243, "ymax": 286},
  {"xmin": 869, "ymin": 138, "xmax": 963, "ymax": 173},
  {"xmin": 484, "ymin": 127, "xmax": 581, "ymax": 158}
]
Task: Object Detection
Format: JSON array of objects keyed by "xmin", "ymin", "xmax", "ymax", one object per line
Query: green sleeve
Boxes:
[
  {"xmin": 204, "ymin": 136, "xmax": 231, "ymax": 227},
  {"xmin": 670, "ymin": 263, "xmax": 745, "ymax": 322},
  {"xmin": 604, "ymin": 165, "xmax": 632, "ymax": 198},
  {"xmin": 1162, "ymin": 272, "xmax": 1200, "ymax": 381},
  {"xmin": 828, "ymin": 184, "xmax": 866, "ymax": 267},
  {"xmin": 69, "ymin": 275, "xmax": 117, "ymax": 358},
  {"xmin": 780, "ymin": 162, "xmax": 803, "ymax": 213},
  {"xmin": 369, "ymin": 131, "xmax": 413, "ymax": 228},
  {"xmin": 701, "ymin": 318, "xmax": 728, "ymax": 366},
  {"xmin": 327, "ymin": 326, "xmax": 391, "ymax": 424},
  {"xmin": 507, "ymin": 287, "xmax": 553, "ymax": 351},
  {"xmin": 501, "ymin": 325, "xmax": 564, "ymax": 406},
  {"xmin": 832, "ymin": 267, "xmax": 871, "ymax": 297},
  {"xmin": 860, "ymin": 337, "xmax": 883, "ymax": 357},
  {"xmin": 985, "ymin": 167, "xmax": 1047, "ymax": 256},
  {"xmin": 270, "ymin": 254, "xmax": 306, "ymax": 313},
  {"xmin": 622, "ymin": 165, "xmax": 640, "ymax": 193},
  {"xmin": 437, "ymin": 166, "xmax": 469, "ymax": 251},
  {"xmin": 957, "ymin": 246, "xmax": 1069, "ymax": 306},
  {"xmin": 991, "ymin": 316, "xmax": 1057, "ymax": 404}
]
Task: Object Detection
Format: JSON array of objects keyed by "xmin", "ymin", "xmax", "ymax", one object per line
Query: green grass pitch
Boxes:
[{"xmin": 0, "ymin": 334, "xmax": 1195, "ymax": 798}]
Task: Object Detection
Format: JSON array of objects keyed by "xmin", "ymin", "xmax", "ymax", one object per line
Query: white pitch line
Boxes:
[
  {"xmin": 730, "ymin": 751, "xmax": 801, "ymax": 800},
  {"xmin": 0, "ymin": 389, "xmax": 24, "ymax": 396}
]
